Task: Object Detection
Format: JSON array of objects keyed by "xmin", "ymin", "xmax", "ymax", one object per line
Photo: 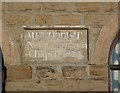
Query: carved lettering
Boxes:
[{"xmin": 23, "ymin": 29, "xmax": 88, "ymax": 62}]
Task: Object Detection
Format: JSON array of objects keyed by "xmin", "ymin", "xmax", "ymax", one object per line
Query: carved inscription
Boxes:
[{"xmin": 23, "ymin": 29, "xmax": 88, "ymax": 62}]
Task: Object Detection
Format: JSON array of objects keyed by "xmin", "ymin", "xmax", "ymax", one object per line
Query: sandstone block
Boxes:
[
  {"xmin": 3, "ymin": 13, "xmax": 32, "ymax": 25},
  {"xmin": 35, "ymin": 15, "xmax": 52, "ymax": 26},
  {"xmin": 45, "ymin": 80, "xmax": 78, "ymax": 91},
  {"xmin": 103, "ymin": 2, "xmax": 118, "ymax": 12},
  {"xmin": 78, "ymin": 80, "xmax": 108, "ymax": 91},
  {"xmin": 2, "ymin": 25, "xmax": 20, "ymax": 65},
  {"xmin": 55, "ymin": 14, "xmax": 81, "ymax": 25},
  {"xmin": 62, "ymin": 66, "xmax": 86, "ymax": 79},
  {"xmin": 89, "ymin": 65, "xmax": 107, "ymax": 79},
  {"xmin": 7, "ymin": 66, "xmax": 32, "ymax": 80},
  {"xmin": 84, "ymin": 14, "xmax": 111, "ymax": 28},
  {"xmin": 75, "ymin": 2, "xmax": 102, "ymax": 12},
  {"xmin": 3, "ymin": 2, "xmax": 41, "ymax": 11},
  {"xmin": 6, "ymin": 81, "xmax": 45, "ymax": 91},
  {"xmin": 35, "ymin": 66, "xmax": 59, "ymax": 80},
  {"xmin": 42, "ymin": 3, "xmax": 74, "ymax": 12}
]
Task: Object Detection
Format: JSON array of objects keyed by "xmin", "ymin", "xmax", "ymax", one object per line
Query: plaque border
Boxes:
[{"xmin": 22, "ymin": 26, "xmax": 89, "ymax": 63}]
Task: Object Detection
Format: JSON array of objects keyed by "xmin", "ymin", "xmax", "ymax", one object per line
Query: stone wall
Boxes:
[{"xmin": 2, "ymin": 2, "xmax": 118, "ymax": 91}]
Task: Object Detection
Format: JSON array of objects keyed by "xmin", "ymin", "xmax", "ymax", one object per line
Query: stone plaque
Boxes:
[{"xmin": 22, "ymin": 28, "xmax": 88, "ymax": 63}]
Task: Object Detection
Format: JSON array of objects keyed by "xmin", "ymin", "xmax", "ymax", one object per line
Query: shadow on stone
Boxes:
[{"xmin": 0, "ymin": 48, "xmax": 7, "ymax": 93}]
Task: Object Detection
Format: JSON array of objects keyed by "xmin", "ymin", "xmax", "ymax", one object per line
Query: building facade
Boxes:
[{"xmin": 1, "ymin": 2, "xmax": 119, "ymax": 91}]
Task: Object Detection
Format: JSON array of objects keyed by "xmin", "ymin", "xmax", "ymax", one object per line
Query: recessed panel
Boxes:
[{"xmin": 22, "ymin": 28, "xmax": 88, "ymax": 63}]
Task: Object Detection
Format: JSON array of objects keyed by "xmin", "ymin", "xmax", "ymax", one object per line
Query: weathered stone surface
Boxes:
[
  {"xmin": 78, "ymin": 80, "xmax": 108, "ymax": 91},
  {"xmin": 23, "ymin": 29, "xmax": 88, "ymax": 63},
  {"xmin": 89, "ymin": 65, "xmax": 107, "ymax": 79},
  {"xmin": 6, "ymin": 80, "xmax": 108, "ymax": 91},
  {"xmin": 84, "ymin": 14, "xmax": 112, "ymax": 28},
  {"xmin": 75, "ymin": 2, "xmax": 118, "ymax": 13},
  {"xmin": 35, "ymin": 66, "xmax": 59, "ymax": 80},
  {"xmin": 2, "ymin": 2, "xmax": 118, "ymax": 92},
  {"xmin": 91, "ymin": 14, "xmax": 118, "ymax": 64},
  {"xmin": 7, "ymin": 66, "xmax": 32, "ymax": 80},
  {"xmin": 6, "ymin": 80, "xmax": 78, "ymax": 91},
  {"xmin": 55, "ymin": 14, "xmax": 81, "ymax": 25},
  {"xmin": 3, "ymin": 2, "xmax": 41, "ymax": 11},
  {"xmin": 6, "ymin": 81, "xmax": 45, "ymax": 91},
  {"xmin": 3, "ymin": 13, "xmax": 32, "ymax": 25},
  {"xmin": 35, "ymin": 15, "xmax": 52, "ymax": 26},
  {"xmin": 2, "ymin": 24, "xmax": 21, "ymax": 65},
  {"xmin": 42, "ymin": 3, "xmax": 75, "ymax": 12},
  {"xmin": 89, "ymin": 27, "xmax": 101, "ymax": 60},
  {"xmin": 75, "ymin": 2, "xmax": 102, "ymax": 12},
  {"xmin": 103, "ymin": 2, "xmax": 118, "ymax": 12},
  {"xmin": 45, "ymin": 80, "xmax": 78, "ymax": 91},
  {"xmin": 62, "ymin": 66, "xmax": 86, "ymax": 79}
]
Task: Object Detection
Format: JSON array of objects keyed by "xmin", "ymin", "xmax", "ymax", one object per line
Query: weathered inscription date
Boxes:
[{"xmin": 23, "ymin": 29, "xmax": 88, "ymax": 62}]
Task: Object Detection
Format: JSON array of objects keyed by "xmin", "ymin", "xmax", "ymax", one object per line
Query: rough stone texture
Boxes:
[
  {"xmin": 62, "ymin": 66, "xmax": 86, "ymax": 79},
  {"xmin": 2, "ymin": 2, "xmax": 118, "ymax": 91},
  {"xmin": 75, "ymin": 2, "xmax": 118, "ymax": 13},
  {"xmin": 91, "ymin": 14, "xmax": 118, "ymax": 64},
  {"xmin": 6, "ymin": 80, "xmax": 78, "ymax": 91},
  {"xmin": 75, "ymin": 2, "xmax": 102, "ymax": 12},
  {"xmin": 103, "ymin": 2, "xmax": 118, "ymax": 12},
  {"xmin": 84, "ymin": 14, "xmax": 112, "ymax": 28},
  {"xmin": 78, "ymin": 80, "xmax": 108, "ymax": 91},
  {"xmin": 89, "ymin": 65, "xmax": 107, "ymax": 80},
  {"xmin": 6, "ymin": 81, "xmax": 45, "ymax": 91},
  {"xmin": 45, "ymin": 80, "xmax": 78, "ymax": 91},
  {"xmin": 3, "ymin": 12, "xmax": 32, "ymax": 25},
  {"xmin": 7, "ymin": 66, "xmax": 32, "ymax": 80},
  {"xmin": 35, "ymin": 15, "xmax": 52, "ymax": 26},
  {"xmin": 42, "ymin": 3, "xmax": 75, "ymax": 13},
  {"xmin": 6, "ymin": 80, "xmax": 107, "ymax": 91},
  {"xmin": 35, "ymin": 66, "xmax": 59, "ymax": 80},
  {"xmin": 3, "ymin": 2, "xmax": 42, "ymax": 12},
  {"xmin": 84, "ymin": 14, "xmax": 112, "ymax": 60},
  {"xmin": 2, "ymin": 24, "xmax": 21, "ymax": 65},
  {"xmin": 54, "ymin": 14, "xmax": 81, "ymax": 25}
]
